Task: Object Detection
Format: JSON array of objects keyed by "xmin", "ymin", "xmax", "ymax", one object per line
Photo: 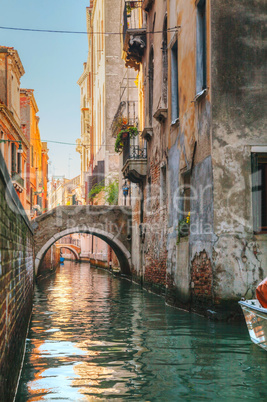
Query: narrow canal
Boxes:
[{"xmin": 16, "ymin": 261, "xmax": 266, "ymax": 401}]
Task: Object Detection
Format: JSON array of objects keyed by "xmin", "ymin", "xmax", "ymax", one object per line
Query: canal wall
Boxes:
[
  {"xmin": 0, "ymin": 151, "xmax": 34, "ymax": 402},
  {"xmin": 37, "ymin": 245, "xmax": 60, "ymax": 278}
]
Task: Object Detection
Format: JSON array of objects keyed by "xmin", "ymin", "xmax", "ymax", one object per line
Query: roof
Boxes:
[{"xmin": 0, "ymin": 46, "xmax": 25, "ymax": 77}]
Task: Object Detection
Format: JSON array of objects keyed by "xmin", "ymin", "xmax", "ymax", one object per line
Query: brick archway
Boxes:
[{"xmin": 32, "ymin": 206, "xmax": 132, "ymax": 276}]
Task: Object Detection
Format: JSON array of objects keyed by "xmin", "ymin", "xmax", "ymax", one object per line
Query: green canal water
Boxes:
[{"xmin": 16, "ymin": 261, "xmax": 267, "ymax": 401}]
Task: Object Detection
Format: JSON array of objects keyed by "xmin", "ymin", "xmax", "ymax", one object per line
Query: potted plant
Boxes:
[
  {"xmin": 177, "ymin": 212, "xmax": 190, "ymax": 244},
  {"xmin": 115, "ymin": 126, "xmax": 139, "ymax": 153}
]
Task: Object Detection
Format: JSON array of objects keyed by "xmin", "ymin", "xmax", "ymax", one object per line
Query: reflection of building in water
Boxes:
[{"xmin": 27, "ymin": 338, "xmax": 49, "ymax": 401}]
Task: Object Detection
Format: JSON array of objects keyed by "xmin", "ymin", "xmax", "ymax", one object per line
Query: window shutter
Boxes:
[
  {"xmin": 251, "ymin": 153, "xmax": 261, "ymax": 232},
  {"xmin": 11, "ymin": 143, "xmax": 16, "ymax": 174}
]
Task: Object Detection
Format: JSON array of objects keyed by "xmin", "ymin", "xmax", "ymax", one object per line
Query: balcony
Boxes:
[
  {"xmin": 11, "ymin": 172, "xmax": 24, "ymax": 193},
  {"xmin": 122, "ymin": 136, "xmax": 147, "ymax": 183},
  {"xmin": 123, "ymin": 1, "xmax": 146, "ymax": 70},
  {"xmin": 111, "ymin": 69, "xmax": 139, "ymax": 136}
]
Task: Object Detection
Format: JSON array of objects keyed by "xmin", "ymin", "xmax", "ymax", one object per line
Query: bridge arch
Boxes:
[
  {"xmin": 56, "ymin": 245, "xmax": 80, "ymax": 260},
  {"xmin": 35, "ymin": 227, "xmax": 131, "ymax": 276},
  {"xmin": 33, "ymin": 206, "xmax": 132, "ymax": 277}
]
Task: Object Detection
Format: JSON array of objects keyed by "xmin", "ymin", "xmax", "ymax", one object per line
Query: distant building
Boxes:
[
  {"xmin": 76, "ymin": 0, "xmax": 125, "ymax": 203},
  {"xmin": 20, "ymin": 89, "xmax": 49, "ymax": 218},
  {"xmin": 49, "ymin": 175, "xmax": 82, "ymax": 209},
  {"xmin": 76, "ymin": 1, "xmax": 125, "ymax": 270},
  {"xmin": 0, "ymin": 46, "xmax": 29, "ymax": 209}
]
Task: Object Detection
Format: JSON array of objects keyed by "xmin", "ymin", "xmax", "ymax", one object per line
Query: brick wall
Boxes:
[
  {"xmin": 191, "ymin": 250, "xmax": 213, "ymax": 310},
  {"xmin": 38, "ymin": 245, "xmax": 60, "ymax": 278},
  {"xmin": 0, "ymin": 151, "xmax": 34, "ymax": 401},
  {"xmin": 144, "ymin": 251, "xmax": 167, "ymax": 293},
  {"xmin": 143, "ymin": 162, "xmax": 168, "ymax": 294}
]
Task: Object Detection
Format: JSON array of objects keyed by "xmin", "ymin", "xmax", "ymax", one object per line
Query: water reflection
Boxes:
[{"xmin": 16, "ymin": 261, "xmax": 267, "ymax": 401}]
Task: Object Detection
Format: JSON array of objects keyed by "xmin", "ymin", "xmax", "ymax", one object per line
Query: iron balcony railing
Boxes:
[
  {"xmin": 123, "ymin": 1, "xmax": 143, "ymax": 45},
  {"xmin": 123, "ymin": 137, "xmax": 147, "ymax": 166}
]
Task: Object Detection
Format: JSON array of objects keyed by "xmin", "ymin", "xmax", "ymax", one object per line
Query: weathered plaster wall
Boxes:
[
  {"xmin": 165, "ymin": 0, "xmax": 213, "ymax": 310},
  {"xmin": 166, "ymin": 0, "xmax": 266, "ymax": 315},
  {"xmin": 211, "ymin": 0, "xmax": 267, "ymax": 302},
  {"xmin": 131, "ymin": 0, "xmax": 265, "ymax": 317},
  {"xmin": 0, "ymin": 151, "xmax": 34, "ymax": 402}
]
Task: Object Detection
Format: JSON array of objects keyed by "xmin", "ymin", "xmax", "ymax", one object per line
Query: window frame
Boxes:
[
  {"xmin": 170, "ymin": 39, "xmax": 179, "ymax": 124},
  {"xmin": 251, "ymin": 152, "xmax": 267, "ymax": 234},
  {"xmin": 196, "ymin": 0, "xmax": 207, "ymax": 95},
  {"xmin": 148, "ymin": 46, "xmax": 154, "ymax": 126}
]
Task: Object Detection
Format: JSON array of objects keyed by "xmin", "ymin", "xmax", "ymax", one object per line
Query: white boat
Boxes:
[{"xmin": 239, "ymin": 299, "xmax": 267, "ymax": 351}]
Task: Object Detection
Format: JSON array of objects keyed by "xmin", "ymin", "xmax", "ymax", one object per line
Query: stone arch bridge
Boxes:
[
  {"xmin": 55, "ymin": 244, "xmax": 81, "ymax": 260},
  {"xmin": 32, "ymin": 205, "xmax": 132, "ymax": 276}
]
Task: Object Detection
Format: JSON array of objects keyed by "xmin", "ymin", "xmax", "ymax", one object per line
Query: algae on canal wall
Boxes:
[{"xmin": 0, "ymin": 151, "xmax": 34, "ymax": 402}]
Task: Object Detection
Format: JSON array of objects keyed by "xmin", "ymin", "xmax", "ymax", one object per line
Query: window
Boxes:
[
  {"xmin": 171, "ymin": 41, "xmax": 179, "ymax": 123},
  {"xmin": 0, "ymin": 131, "xmax": 4, "ymax": 154},
  {"xmin": 72, "ymin": 194, "xmax": 77, "ymax": 205},
  {"xmin": 196, "ymin": 0, "xmax": 207, "ymax": 93},
  {"xmin": 147, "ymin": 176, "xmax": 151, "ymax": 212},
  {"xmin": 148, "ymin": 47, "xmax": 154, "ymax": 126},
  {"xmin": 17, "ymin": 151, "xmax": 21, "ymax": 174},
  {"xmin": 252, "ymin": 153, "xmax": 267, "ymax": 233},
  {"xmin": 162, "ymin": 15, "xmax": 168, "ymax": 107},
  {"xmin": 160, "ymin": 164, "xmax": 167, "ymax": 207},
  {"xmin": 30, "ymin": 187, "xmax": 34, "ymax": 206},
  {"xmin": 8, "ymin": 142, "xmax": 11, "ymax": 172},
  {"xmin": 31, "ymin": 146, "xmax": 34, "ymax": 167},
  {"xmin": 11, "ymin": 143, "xmax": 16, "ymax": 174}
]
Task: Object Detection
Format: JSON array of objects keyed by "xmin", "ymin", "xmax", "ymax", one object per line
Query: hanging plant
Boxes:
[
  {"xmin": 126, "ymin": 3, "xmax": 132, "ymax": 14},
  {"xmin": 177, "ymin": 212, "xmax": 190, "ymax": 244},
  {"xmin": 115, "ymin": 126, "xmax": 139, "ymax": 153}
]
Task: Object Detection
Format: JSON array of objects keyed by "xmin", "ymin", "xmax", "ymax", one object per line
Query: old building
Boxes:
[
  {"xmin": 20, "ymin": 89, "xmax": 49, "ymax": 218},
  {"xmin": 49, "ymin": 175, "xmax": 82, "ymax": 209},
  {"xmin": 0, "ymin": 46, "xmax": 29, "ymax": 210},
  {"xmin": 76, "ymin": 0, "xmax": 127, "ymax": 270},
  {"xmin": 76, "ymin": 0, "xmax": 126, "ymax": 200},
  {"xmin": 117, "ymin": 0, "xmax": 267, "ymax": 317}
]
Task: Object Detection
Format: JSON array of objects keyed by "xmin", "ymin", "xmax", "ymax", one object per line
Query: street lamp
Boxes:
[{"xmin": 17, "ymin": 142, "xmax": 23, "ymax": 154}]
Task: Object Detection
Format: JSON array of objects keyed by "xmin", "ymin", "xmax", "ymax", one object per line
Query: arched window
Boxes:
[
  {"xmin": 162, "ymin": 15, "xmax": 168, "ymax": 106},
  {"xmin": 148, "ymin": 47, "xmax": 154, "ymax": 126}
]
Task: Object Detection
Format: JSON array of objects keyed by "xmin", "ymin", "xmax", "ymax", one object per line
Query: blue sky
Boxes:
[{"xmin": 0, "ymin": 0, "xmax": 89, "ymax": 178}]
